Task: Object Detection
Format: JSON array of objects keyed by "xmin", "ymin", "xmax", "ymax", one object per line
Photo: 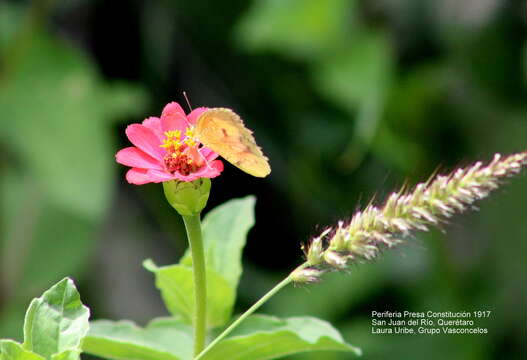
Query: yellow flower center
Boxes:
[{"xmin": 160, "ymin": 126, "xmax": 203, "ymax": 175}]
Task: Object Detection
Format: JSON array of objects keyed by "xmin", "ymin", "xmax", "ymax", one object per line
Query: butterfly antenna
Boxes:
[{"xmin": 183, "ymin": 91, "xmax": 193, "ymax": 112}]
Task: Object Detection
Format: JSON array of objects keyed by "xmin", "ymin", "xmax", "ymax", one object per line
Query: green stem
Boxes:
[
  {"xmin": 182, "ymin": 214, "xmax": 207, "ymax": 357},
  {"xmin": 194, "ymin": 263, "xmax": 308, "ymax": 360}
]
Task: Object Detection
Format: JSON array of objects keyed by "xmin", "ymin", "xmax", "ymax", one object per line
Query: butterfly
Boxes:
[{"xmin": 195, "ymin": 108, "xmax": 271, "ymax": 178}]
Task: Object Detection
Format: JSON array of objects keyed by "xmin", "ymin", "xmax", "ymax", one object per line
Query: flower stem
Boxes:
[
  {"xmin": 194, "ymin": 263, "xmax": 308, "ymax": 360},
  {"xmin": 182, "ymin": 214, "xmax": 207, "ymax": 357}
]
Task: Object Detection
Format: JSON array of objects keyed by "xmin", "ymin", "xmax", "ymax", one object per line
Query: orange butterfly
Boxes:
[{"xmin": 195, "ymin": 108, "xmax": 271, "ymax": 178}]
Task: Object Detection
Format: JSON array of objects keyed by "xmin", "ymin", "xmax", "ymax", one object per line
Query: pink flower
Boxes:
[{"xmin": 116, "ymin": 102, "xmax": 224, "ymax": 184}]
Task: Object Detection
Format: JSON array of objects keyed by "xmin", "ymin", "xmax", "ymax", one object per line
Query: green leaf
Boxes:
[
  {"xmin": 22, "ymin": 278, "xmax": 90, "ymax": 359},
  {"xmin": 144, "ymin": 261, "xmax": 235, "ymax": 328},
  {"xmin": 0, "ymin": 340, "xmax": 44, "ymax": 360},
  {"xmin": 201, "ymin": 315, "xmax": 361, "ymax": 360},
  {"xmin": 181, "ymin": 196, "xmax": 256, "ymax": 290},
  {"xmin": 82, "ymin": 318, "xmax": 193, "ymax": 360}
]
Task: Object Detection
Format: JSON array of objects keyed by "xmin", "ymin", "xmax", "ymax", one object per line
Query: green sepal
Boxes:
[{"xmin": 163, "ymin": 179, "xmax": 211, "ymax": 216}]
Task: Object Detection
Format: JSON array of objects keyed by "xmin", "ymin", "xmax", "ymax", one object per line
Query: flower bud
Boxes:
[{"xmin": 163, "ymin": 178, "xmax": 211, "ymax": 216}]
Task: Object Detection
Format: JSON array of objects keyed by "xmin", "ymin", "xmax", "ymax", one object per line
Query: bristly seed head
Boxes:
[
  {"xmin": 296, "ymin": 151, "xmax": 527, "ymax": 284},
  {"xmin": 291, "ymin": 267, "xmax": 323, "ymax": 284}
]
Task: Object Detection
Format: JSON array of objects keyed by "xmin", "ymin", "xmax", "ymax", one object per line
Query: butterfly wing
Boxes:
[{"xmin": 195, "ymin": 108, "xmax": 271, "ymax": 177}]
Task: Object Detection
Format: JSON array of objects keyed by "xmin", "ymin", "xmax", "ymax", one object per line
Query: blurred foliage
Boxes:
[
  {"xmin": 237, "ymin": 0, "xmax": 393, "ymax": 169},
  {"xmin": 1, "ymin": 0, "xmax": 527, "ymax": 359},
  {"xmin": 0, "ymin": 0, "xmax": 146, "ymax": 339}
]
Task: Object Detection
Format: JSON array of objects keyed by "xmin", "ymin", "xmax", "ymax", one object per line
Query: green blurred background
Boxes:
[{"xmin": 1, "ymin": 0, "xmax": 526, "ymax": 359}]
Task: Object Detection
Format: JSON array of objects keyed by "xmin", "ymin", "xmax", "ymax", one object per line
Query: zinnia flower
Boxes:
[{"xmin": 116, "ymin": 102, "xmax": 224, "ymax": 184}]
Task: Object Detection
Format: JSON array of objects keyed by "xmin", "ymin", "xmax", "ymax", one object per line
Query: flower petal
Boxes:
[
  {"xmin": 193, "ymin": 159, "xmax": 223, "ymax": 179},
  {"xmin": 147, "ymin": 169, "xmax": 179, "ymax": 182},
  {"xmin": 209, "ymin": 159, "xmax": 224, "ymax": 173},
  {"xmin": 187, "ymin": 107, "xmax": 208, "ymax": 125},
  {"xmin": 199, "ymin": 147, "xmax": 219, "ymax": 161},
  {"xmin": 170, "ymin": 172, "xmax": 204, "ymax": 182},
  {"xmin": 161, "ymin": 102, "xmax": 189, "ymax": 133},
  {"xmin": 162, "ymin": 102, "xmax": 186, "ymax": 117},
  {"xmin": 165, "ymin": 159, "xmax": 223, "ymax": 182},
  {"xmin": 125, "ymin": 168, "xmax": 153, "ymax": 185},
  {"xmin": 125, "ymin": 124, "xmax": 165, "ymax": 160},
  {"xmin": 116, "ymin": 147, "xmax": 164, "ymax": 170},
  {"xmin": 142, "ymin": 117, "xmax": 163, "ymax": 141}
]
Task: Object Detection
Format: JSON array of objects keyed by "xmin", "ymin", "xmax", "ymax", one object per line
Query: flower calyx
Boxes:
[{"xmin": 163, "ymin": 178, "xmax": 211, "ymax": 216}]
